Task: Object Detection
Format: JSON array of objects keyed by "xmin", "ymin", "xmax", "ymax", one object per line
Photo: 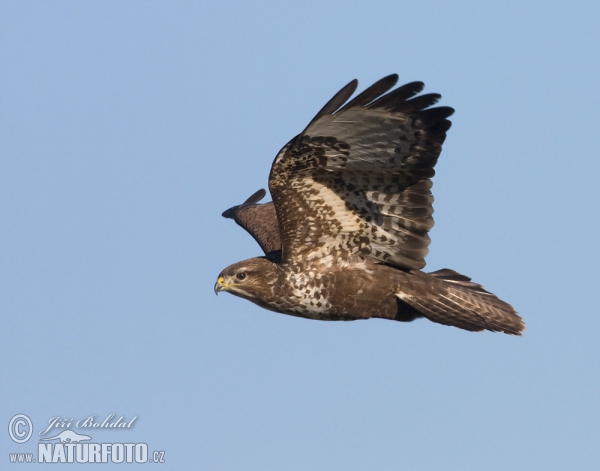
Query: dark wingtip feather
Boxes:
[
  {"xmin": 222, "ymin": 207, "xmax": 236, "ymax": 219},
  {"xmin": 393, "ymin": 93, "xmax": 442, "ymax": 113},
  {"xmin": 243, "ymin": 188, "xmax": 266, "ymax": 204},
  {"xmin": 301, "ymin": 79, "xmax": 358, "ymax": 134},
  {"xmin": 222, "ymin": 189, "xmax": 267, "ymax": 219},
  {"xmin": 337, "ymin": 74, "xmax": 399, "ymax": 112},
  {"xmin": 414, "ymin": 107, "xmax": 455, "ymax": 134},
  {"xmin": 366, "ymin": 81, "xmax": 425, "ymax": 110}
]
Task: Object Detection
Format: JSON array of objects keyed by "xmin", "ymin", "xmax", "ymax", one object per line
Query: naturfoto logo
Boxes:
[{"xmin": 7, "ymin": 413, "xmax": 165, "ymax": 465}]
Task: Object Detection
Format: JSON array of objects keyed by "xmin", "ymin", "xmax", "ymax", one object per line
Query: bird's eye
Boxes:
[{"xmin": 236, "ymin": 272, "xmax": 247, "ymax": 280}]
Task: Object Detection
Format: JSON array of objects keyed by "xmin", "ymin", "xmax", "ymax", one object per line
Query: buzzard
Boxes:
[{"xmin": 215, "ymin": 74, "xmax": 525, "ymax": 335}]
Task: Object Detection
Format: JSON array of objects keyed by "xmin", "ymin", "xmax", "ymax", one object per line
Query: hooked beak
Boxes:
[{"xmin": 214, "ymin": 276, "xmax": 225, "ymax": 295}]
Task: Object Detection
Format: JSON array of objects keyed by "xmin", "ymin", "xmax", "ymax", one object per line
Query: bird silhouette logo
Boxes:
[{"xmin": 39, "ymin": 430, "xmax": 92, "ymax": 444}]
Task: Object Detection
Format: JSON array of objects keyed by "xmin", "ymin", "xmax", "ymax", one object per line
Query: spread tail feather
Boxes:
[{"xmin": 397, "ymin": 269, "xmax": 525, "ymax": 335}]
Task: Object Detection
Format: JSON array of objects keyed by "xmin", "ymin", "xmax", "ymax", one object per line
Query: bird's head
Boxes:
[{"xmin": 214, "ymin": 257, "xmax": 278, "ymax": 303}]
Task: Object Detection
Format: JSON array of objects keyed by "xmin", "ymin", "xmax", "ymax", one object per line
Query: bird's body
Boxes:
[
  {"xmin": 220, "ymin": 257, "xmax": 397, "ymax": 321},
  {"xmin": 216, "ymin": 74, "xmax": 525, "ymax": 335}
]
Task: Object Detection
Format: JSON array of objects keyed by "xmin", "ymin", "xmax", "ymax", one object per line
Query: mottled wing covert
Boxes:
[{"xmin": 269, "ymin": 74, "xmax": 454, "ymax": 270}]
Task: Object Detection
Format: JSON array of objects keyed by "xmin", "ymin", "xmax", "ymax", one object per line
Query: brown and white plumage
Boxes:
[
  {"xmin": 221, "ymin": 189, "xmax": 281, "ymax": 256},
  {"xmin": 216, "ymin": 74, "xmax": 525, "ymax": 335}
]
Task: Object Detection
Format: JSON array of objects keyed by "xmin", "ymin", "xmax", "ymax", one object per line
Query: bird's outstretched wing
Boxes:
[
  {"xmin": 222, "ymin": 189, "xmax": 281, "ymax": 255},
  {"xmin": 269, "ymin": 74, "xmax": 454, "ymax": 269}
]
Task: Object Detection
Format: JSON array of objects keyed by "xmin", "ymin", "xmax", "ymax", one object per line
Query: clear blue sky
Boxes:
[{"xmin": 2, "ymin": 1, "xmax": 599, "ymax": 469}]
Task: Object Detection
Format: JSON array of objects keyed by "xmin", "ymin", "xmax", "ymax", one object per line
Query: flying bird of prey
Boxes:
[{"xmin": 215, "ymin": 74, "xmax": 525, "ymax": 335}]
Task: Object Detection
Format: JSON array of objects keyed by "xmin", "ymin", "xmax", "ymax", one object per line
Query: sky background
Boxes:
[{"xmin": 1, "ymin": 1, "xmax": 599, "ymax": 469}]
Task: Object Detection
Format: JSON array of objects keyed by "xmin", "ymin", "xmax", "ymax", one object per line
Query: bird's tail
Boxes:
[{"xmin": 397, "ymin": 268, "xmax": 525, "ymax": 335}]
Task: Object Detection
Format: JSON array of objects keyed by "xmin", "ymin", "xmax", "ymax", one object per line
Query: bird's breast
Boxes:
[{"xmin": 272, "ymin": 263, "xmax": 398, "ymax": 321}]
